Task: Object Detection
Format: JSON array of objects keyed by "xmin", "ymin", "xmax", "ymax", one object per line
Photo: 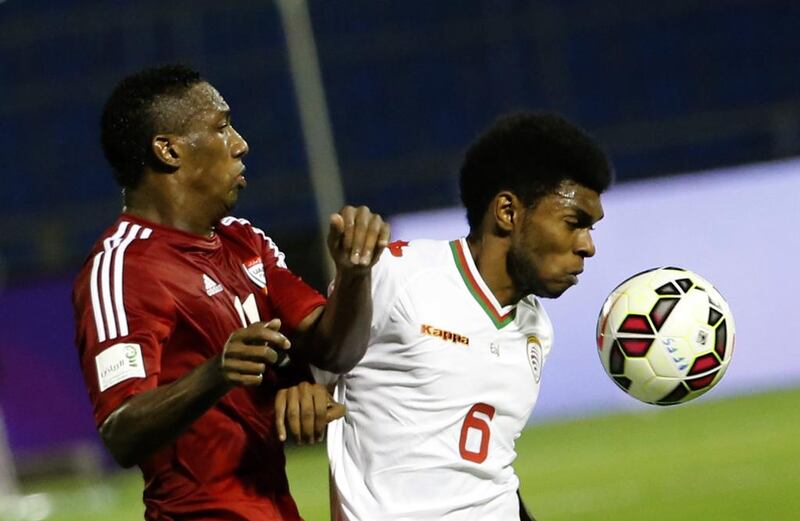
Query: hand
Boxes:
[
  {"xmin": 327, "ymin": 205, "xmax": 391, "ymax": 272},
  {"xmin": 219, "ymin": 319, "xmax": 291, "ymax": 387},
  {"xmin": 274, "ymin": 382, "xmax": 346, "ymax": 444}
]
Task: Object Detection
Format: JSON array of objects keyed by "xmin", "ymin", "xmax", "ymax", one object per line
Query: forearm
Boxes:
[
  {"xmin": 298, "ymin": 204, "xmax": 388, "ymax": 373},
  {"xmin": 99, "ymin": 355, "xmax": 231, "ymax": 467},
  {"xmin": 305, "ymin": 270, "xmax": 372, "ymax": 373}
]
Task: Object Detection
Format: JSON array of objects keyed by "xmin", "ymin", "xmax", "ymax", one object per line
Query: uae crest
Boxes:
[{"xmin": 242, "ymin": 257, "xmax": 267, "ymax": 290}]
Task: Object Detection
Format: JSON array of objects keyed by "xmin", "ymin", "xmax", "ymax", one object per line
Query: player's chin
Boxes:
[
  {"xmin": 538, "ymin": 280, "xmax": 575, "ymax": 299},
  {"xmin": 224, "ymin": 190, "xmax": 240, "ymax": 211}
]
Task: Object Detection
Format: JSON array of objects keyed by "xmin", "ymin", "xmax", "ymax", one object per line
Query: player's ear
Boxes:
[
  {"xmin": 491, "ymin": 191, "xmax": 521, "ymax": 235},
  {"xmin": 151, "ymin": 135, "xmax": 181, "ymax": 169}
]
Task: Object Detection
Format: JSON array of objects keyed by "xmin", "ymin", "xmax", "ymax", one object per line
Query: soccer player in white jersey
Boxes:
[{"xmin": 281, "ymin": 112, "xmax": 612, "ymax": 520}]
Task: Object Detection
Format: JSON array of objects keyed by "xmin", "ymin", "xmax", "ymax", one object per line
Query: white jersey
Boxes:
[{"xmin": 321, "ymin": 238, "xmax": 554, "ymax": 521}]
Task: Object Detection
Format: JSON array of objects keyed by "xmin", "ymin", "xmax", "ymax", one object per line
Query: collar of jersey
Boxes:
[
  {"xmin": 119, "ymin": 213, "xmax": 222, "ymax": 250},
  {"xmin": 449, "ymin": 238, "xmax": 516, "ymax": 329}
]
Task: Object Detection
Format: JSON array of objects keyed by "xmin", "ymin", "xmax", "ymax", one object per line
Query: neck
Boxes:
[
  {"xmin": 465, "ymin": 233, "xmax": 520, "ymax": 307},
  {"xmin": 124, "ymin": 179, "xmax": 217, "ymax": 237}
]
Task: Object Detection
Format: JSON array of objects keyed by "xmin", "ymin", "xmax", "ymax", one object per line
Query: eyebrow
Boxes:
[{"xmin": 570, "ymin": 207, "xmax": 604, "ymax": 224}]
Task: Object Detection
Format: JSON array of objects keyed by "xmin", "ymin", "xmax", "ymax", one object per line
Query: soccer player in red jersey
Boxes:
[{"xmin": 72, "ymin": 65, "xmax": 389, "ymax": 520}]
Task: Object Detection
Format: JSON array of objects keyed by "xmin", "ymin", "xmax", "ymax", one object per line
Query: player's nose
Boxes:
[
  {"xmin": 231, "ymin": 126, "xmax": 249, "ymax": 158},
  {"xmin": 575, "ymin": 229, "xmax": 596, "ymax": 258}
]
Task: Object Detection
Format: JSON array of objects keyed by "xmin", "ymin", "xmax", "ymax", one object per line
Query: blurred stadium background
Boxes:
[{"xmin": 1, "ymin": 0, "xmax": 799, "ymax": 519}]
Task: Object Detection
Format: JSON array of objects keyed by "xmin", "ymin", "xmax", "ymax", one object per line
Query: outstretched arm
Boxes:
[
  {"xmin": 99, "ymin": 320, "xmax": 290, "ymax": 467},
  {"xmin": 292, "ymin": 205, "xmax": 390, "ymax": 374}
]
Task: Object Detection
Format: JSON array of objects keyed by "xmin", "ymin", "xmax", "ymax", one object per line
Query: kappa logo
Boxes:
[
  {"xmin": 527, "ymin": 335, "xmax": 543, "ymax": 383},
  {"xmin": 420, "ymin": 324, "xmax": 469, "ymax": 345},
  {"xmin": 203, "ymin": 273, "xmax": 224, "ymax": 296},
  {"xmin": 242, "ymin": 257, "xmax": 267, "ymax": 289}
]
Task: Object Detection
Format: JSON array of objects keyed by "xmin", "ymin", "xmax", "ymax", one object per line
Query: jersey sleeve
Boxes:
[
  {"xmin": 255, "ymin": 228, "xmax": 326, "ymax": 333},
  {"xmin": 368, "ymin": 241, "xmax": 418, "ymax": 337},
  {"xmin": 73, "ymin": 249, "xmax": 176, "ymax": 427}
]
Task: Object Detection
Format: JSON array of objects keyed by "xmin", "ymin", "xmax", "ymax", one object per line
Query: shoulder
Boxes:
[
  {"xmin": 217, "ymin": 215, "xmax": 267, "ymax": 241},
  {"xmin": 519, "ymin": 296, "xmax": 553, "ymax": 328},
  {"xmin": 368, "ymin": 238, "xmax": 457, "ymax": 310},
  {"xmin": 73, "ymin": 217, "xmax": 204, "ymax": 306},
  {"xmin": 72, "ymin": 219, "xmax": 173, "ymax": 339},
  {"xmin": 217, "ymin": 216, "xmax": 287, "ymax": 269},
  {"xmin": 94, "ymin": 219, "xmax": 158, "ymax": 254},
  {"xmin": 376, "ymin": 238, "xmax": 455, "ymax": 274},
  {"xmin": 518, "ymin": 296, "xmax": 555, "ymax": 350},
  {"xmin": 76, "ymin": 219, "xmax": 158, "ymax": 283}
]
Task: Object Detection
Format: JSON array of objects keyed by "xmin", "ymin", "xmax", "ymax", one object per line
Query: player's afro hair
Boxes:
[
  {"xmin": 459, "ymin": 112, "xmax": 613, "ymax": 231},
  {"xmin": 100, "ymin": 64, "xmax": 203, "ymax": 189}
]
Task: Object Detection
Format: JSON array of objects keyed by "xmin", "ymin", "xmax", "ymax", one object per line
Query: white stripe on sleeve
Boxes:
[
  {"xmin": 92, "ymin": 222, "xmax": 129, "ymax": 342},
  {"xmin": 99, "ymin": 226, "xmax": 129, "ymax": 340},
  {"xmin": 89, "ymin": 252, "xmax": 106, "ymax": 342},
  {"xmin": 112, "ymin": 224, "xmax": 144, "ymax": 338}
]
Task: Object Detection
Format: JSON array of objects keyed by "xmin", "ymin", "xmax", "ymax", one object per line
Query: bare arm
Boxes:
[
  {"xmin": 99, "ymin": 320, "xmax": 290, "ymax": 467},
  {"xmin": 292, "ymin": 206, "xmax": 390, "ymax": 374}
]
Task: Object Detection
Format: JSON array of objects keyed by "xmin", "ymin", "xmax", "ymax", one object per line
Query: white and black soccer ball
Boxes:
[{"xmin": 596, "ymin": 267, "xmax": 735, "ymax": 405}]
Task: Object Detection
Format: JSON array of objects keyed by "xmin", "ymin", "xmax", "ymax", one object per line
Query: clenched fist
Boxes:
[
  {"xmin": 219, "ymin": 319, "xmax": 291, "ymax": 386},
  {"xmin": 327, "ymin": 205, "xmax": 390, "ymax": 274}
]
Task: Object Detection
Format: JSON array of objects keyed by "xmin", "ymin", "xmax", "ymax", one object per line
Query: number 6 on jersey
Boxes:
[{"xmin": 458, "ymin": 403, "xmax": 496, "ymax": 463}]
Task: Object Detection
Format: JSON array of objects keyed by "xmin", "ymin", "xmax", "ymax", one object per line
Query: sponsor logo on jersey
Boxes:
[
  {"xmin": 527, "ymin": 335, "xmax": 543, "ymax": 383},
  {"xmin": 242, "ymin": 257, "xmax": 267, "ymax": 290},
  {"xmin": 203, "ymin": 274, "xmax": 224, "ymax": 296},
  {"xmin": 420, "ymin": 324, "xmax": 469, "ymax": 345},
  {"xmin": 95, "ymin": 342, "xmax": 146, "ymax": 392}
]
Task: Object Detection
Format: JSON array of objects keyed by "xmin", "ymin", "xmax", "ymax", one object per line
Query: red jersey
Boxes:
[{"xmin": 73, "ymin": 213, "xmax": 325, "ymax": 521}]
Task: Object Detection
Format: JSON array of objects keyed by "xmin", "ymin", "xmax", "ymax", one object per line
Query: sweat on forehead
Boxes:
[
  {"xmin": 547, "ymin": 182, "xmax": 605, "ymax": 221},
  {"xmin": 551, "ymin": 179, "xmax": 590, "ymax": 201}
]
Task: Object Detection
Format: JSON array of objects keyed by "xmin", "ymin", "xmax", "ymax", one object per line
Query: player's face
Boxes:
[
  {"xmin": 176, "ymin": 82, "xmax": 249, "ymax": 214},
  {"xmin": 508, "ymin": 180, "xmax": 604, "ymax": 298}
]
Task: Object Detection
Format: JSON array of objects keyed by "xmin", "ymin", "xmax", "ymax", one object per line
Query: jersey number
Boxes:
[
  {"xmin": 234, "ymin": 294, "xmax": 261, "ymax": 327},
  {"xmin": 458, "ymin": 403, "xmax": 496, "ymax": 463}
]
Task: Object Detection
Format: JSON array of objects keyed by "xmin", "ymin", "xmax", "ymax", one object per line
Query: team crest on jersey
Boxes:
[
  {"xmin": 242, "ymin": 257, "xmax": 267, "ymax": 290},
  {"xmin": 527, "ymin": 335, "xmax": 543, "ymax": 383}
]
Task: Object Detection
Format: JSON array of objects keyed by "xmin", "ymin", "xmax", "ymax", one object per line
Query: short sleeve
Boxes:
[
  {"xmin": 264, "ymin": 267, "xmax": 326, "ymax": 333},
  {"xmin": 368, "ymin": 244, "xmax": 413, "ymax": 336},
  {"xmin": 252, "ymin": 238, "xmax": 324, "ymax": 334},
  {"xmin": 73, "ymin": 253, "xmax": 176, "ymax": 427},
  {"xmin": 218, "ymin": 216, "xmax": 326, "ymax": 334}
]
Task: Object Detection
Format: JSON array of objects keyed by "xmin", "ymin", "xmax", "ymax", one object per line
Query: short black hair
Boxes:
[
  {"xmin": 100, "ymin": 64, "xmax": 203, "ymax": 189},
  {"xmin": 459, "ymin": 112, "xmax": 613, "ymax": 231}
]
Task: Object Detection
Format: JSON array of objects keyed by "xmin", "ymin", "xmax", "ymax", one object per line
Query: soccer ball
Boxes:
[{"xmin": 596, "ymin": 267, "xmax": 735, "ymax": 405}]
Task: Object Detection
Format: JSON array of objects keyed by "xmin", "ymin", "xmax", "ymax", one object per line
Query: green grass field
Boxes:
[{"xmin": 14, "ymin": 386, "xmax": 800, "ymax": 520}]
